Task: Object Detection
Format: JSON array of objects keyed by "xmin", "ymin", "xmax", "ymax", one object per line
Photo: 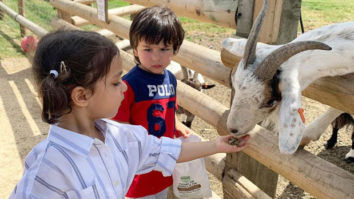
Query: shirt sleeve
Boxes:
[
  {"xmin": 112, "ymin": 80, "xmax": 134, "ymax": 123},
  {"xmin": 133, "ymin": 126, "xmax": 182, "ymax": 176}
]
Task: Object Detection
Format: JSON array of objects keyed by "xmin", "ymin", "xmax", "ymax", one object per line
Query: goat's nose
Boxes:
[{"xmin": 231, "ymin": 129, "xmax": 238, "ymax": 134}]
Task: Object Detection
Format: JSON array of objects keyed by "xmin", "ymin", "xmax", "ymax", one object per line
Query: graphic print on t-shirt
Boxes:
[{"xmin": 121, "ymin": 66, "xmax": 177, "ymax": 138}]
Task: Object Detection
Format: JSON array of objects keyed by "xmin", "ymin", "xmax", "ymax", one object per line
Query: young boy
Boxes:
[{"xmin": 112, "ymin": 6, "xmax": 192, "ymax": 198}]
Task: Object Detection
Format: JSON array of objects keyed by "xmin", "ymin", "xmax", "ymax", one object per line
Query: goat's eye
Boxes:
[{"xmin": 262, "ymin": 99, "xmax": 276, "ymax": 108}]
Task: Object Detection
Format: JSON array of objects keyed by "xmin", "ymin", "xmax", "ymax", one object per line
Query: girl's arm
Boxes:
[{"xmin": 177, "ymin": 135, "xmax": 250, "ymax": 163}]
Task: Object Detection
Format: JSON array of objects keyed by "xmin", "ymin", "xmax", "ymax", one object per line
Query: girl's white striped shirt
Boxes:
[{"xmin": 10, "ymin": 119, "xmax": 181, "ymax": 199}]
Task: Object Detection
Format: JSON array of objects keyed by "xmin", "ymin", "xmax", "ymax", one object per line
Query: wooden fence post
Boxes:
[
  {"xmin": 275, "ymin": 0, "xmax": 302, "ymax": 44},
  {"xmin": 57, "ymin": 0, "xmax": 73, "ymax": 22},
  {"xmin": 0, "ymin": 0, "xmax": 3, "ymax": 19},
  {"xmin": 235, "ymin": 0, "xmax": 254, "ymax": 38},
  {"xmin": 18, "ymin": 0, "xmax": 26, "ymax": 36},
  {"xmin": 224, "ymin": 151, "xmax": 278, "ymax": 198},
  {"xmin": 96, "ymin": 0, "xmax": 108, "ymax": 23},
  {"xmin": 238, "ymin": 0, "xmax": 301, "ymax": 44}
]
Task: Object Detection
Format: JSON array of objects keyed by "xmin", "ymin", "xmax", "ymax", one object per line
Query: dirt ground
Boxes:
[
  {"xmin": 0, "ymin": 38, "xmax": 352, "ymax": 199},
  {"xmin": 0, "ymin": 57, "xmax": 49, "ymax": 198}
]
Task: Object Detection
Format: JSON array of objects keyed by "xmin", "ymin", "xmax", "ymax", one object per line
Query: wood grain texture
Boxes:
[{"xmin": 123, "ymin": 0, "xmax": 238, "ymax": 28}]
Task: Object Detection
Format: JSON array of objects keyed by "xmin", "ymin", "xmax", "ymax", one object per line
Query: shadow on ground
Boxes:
[{"xmin": 0, "ymin": 57, "xmax": 48, "ymax": 198}]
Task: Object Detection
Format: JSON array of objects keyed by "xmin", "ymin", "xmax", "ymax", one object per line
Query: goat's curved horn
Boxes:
[
  {"xmin": 254, "ymin": 41, "xmax": 332, "ymax": 81},
  {"xmin": 242, "ymin": 0, "xmax": 268, "ymax": 68}
]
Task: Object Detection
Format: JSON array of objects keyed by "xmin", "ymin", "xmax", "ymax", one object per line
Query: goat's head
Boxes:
[
  {"xmin": 181, "ymin": 67, "xmax": 216, "ymax": 91},
  {"xmin": 182, "ymin": 77, "xmax": 203, "ymax": 91},
  {"xmin": 226, "ymin": 0, "xmax": 331, "ymax": 153}
]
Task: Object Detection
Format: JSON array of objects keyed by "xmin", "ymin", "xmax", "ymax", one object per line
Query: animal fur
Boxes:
[{"xmin": 224, "ymin": 0, "xmax": 354, "ymax": 154}]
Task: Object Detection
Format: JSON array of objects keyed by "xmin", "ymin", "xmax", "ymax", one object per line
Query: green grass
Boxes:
[
  {"xmin": 180, "ymin": 17, "xmax": 234, "ymax": 41},
  {"xmin": 0, "ymin": 0, "xmax": 128, "ymax": 58},
  {"xmin": 180, "ymin": 17, "xmax": 233, "ymax": 34},
  {"xmin": 0, "ymin": 0, "xmax": 56, "ymax": 57},
  {"xmin": 0, "ymin": 0, "xmax": 353, "ymax": 58},
  {"xmin": 301, "ymin": 0, "xmax": 354, "ymax": 30},
  {"xmin": 108, "ymin": 0, "xmax": 130, "ymax": 8}
]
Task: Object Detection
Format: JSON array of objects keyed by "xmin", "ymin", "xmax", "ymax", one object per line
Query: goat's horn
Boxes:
[
  {"xmin": 254, "ymin": 41, "xmax": 332, "ymax": 81},
  {"xmin": 242, "ymin": 0, "xmax": 268, "ymax": 68}
]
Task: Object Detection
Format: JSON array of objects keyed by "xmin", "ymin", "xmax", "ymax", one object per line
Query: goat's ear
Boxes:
[
  {"xmin": 221, "ymin": 38, "xmax": 277, "ymax": 69},
  {"xmin": 278, "ymin": 93, "xmax": 305, "ymax": 154},
  {"xmin": 221, "ymin": 38, "xmax": 246, "ymax": 68}
]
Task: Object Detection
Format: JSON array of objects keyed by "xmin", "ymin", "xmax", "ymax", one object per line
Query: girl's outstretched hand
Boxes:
[
  {"xmin": 177, "ymin": 134, "xmax": 250, "ymax": 163},
  {"xmin": 215, "ymin": 135, "xmax": 250, "ymax": 153}
]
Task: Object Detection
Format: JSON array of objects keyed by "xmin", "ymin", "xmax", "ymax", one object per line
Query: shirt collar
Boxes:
[
  {"xmin": 135, "ymin": 65, "xmax": 166, "ymax": 78},
  {"xmin": 48, "ymin": 120, "xmax": 108, "ymax": 157}
]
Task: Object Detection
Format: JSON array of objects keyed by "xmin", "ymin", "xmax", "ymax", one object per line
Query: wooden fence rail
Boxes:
[
  {"xmin": 123, "ymin": 0, "xmax": 237, "ymax": 28},
  {"xmin": 0, "ymin": 1, "xmax": 47, "ymax": 37}
]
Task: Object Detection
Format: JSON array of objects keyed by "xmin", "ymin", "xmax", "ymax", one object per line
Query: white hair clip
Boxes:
[
  {"xmin": 49, "ymin": 70, "xmax": 59, "ymax": 79},
  {"xmin": 60, "ymin": 61, "xmax": 68, "ymax": 73}
]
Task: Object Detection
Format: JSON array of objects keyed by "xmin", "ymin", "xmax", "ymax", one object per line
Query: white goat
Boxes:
[
  {"xmin": 167, "ymin": 61, "xmax": 215, "ymax": 127},
  {"xmin": 223, "ymin": 0, "xmax": 354, "ymax": 154}
]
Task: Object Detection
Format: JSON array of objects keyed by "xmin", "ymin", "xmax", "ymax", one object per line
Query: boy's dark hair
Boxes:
[
  {"xmin": 33, "ymin": 30, "xmax": 118, "ymax": 124},
  {"xmin": 129, "ymin": 6, "xmax": 185, "ymax": 64}
]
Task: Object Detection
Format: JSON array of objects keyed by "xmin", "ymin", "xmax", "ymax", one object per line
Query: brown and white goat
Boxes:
[
  {"xmin": 167, "ymin": 61, "xmax": 215, "ymax": 127},
  {"xmin": 326, "ymin": 113, "xmax": 354, "ymax": 163},
  {"xmin": 300, "ymin": 107, "xmax": 354, "ymax": 162},
  {"xmin": 224, "ymin": 0, "xmax": 354, "ymax": 154}
]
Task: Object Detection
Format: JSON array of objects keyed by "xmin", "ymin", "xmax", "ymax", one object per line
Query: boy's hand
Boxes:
[
  {"xmin": 175, "ymin": 128, "xmax": 191, "ymax": 138},
  {"xmin": 215, "ymin": 135, "xmax": 250, "ymax": 153},
  {"xmin": 175, "ymin": 119, "xmax": 192, "ymax": 138}
]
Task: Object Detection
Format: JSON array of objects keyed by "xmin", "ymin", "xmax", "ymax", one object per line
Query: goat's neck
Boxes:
[
  {"xmin": 273, "ymin": 44, "xmax": 354, "ymax": 153},
  {"xmin": 282, "ymin": 24, "xmax": 354, "ymax": 89},
  {"xmin": 281, "ymin": 53, "xmax": 353, "ymax": 90}
]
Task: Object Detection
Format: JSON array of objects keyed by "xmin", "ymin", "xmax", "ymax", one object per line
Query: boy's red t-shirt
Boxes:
[{"xmin": 113, "ymin": 66, "xmax": 178, "ymax": 197}]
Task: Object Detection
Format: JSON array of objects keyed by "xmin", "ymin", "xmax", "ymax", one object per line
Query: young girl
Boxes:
[{"xmin": 10, "ymin": 30, "xmax": 249, "ymax": 199}]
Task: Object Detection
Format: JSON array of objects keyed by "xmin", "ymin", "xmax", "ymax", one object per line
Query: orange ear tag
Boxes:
[{"xmin": 298, "ymin": 108, "xmax": 305, "ymax": 124}]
